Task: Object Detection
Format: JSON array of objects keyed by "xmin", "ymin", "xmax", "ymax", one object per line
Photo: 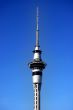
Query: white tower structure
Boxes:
[{"xmin": 28, "ymin": 7, "xmax": 46, "ymax": 110}]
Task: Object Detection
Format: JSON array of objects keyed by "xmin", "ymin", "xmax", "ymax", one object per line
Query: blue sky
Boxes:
[{"xmin": 0, "ymin": 0, "xmax": 73, "ymax": 110}]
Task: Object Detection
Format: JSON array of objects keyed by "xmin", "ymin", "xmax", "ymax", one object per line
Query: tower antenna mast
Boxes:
[{"xmin": 36, "ymin": 7, "xmax": 39, "ymax": 47}]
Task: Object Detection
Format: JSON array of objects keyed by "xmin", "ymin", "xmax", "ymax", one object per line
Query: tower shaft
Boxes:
[
  {"xmin": 33, "ymin": 83, "xmax": 41, "ymax": 110},
  {"xmin": 32, "ymin": 69, "xmax": 42, "ymax": 110}
]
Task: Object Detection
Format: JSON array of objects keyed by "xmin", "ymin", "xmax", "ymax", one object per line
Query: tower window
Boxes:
[
  {"xmin": 36, "ymin": 97, "xmax": 37, "ymax": 100},
  {"xmin": 36, "ymin": 88, "xmax": 37, "ymax": 92}
]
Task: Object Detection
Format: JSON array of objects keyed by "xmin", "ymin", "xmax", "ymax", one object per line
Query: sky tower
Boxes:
[{"xmin": 28, "ymin": 7, "xmax": 46, "ymax": 110}]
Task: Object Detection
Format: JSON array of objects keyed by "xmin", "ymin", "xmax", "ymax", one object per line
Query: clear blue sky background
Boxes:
[{"xmin": 0, "ymin": 0, "xmax": 73, "ymax": 110}]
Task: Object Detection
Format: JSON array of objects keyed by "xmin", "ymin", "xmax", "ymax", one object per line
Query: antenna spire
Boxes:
[{"xmin": 36, "ymin": 7, "xmax": 39, "ymax": 47}]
